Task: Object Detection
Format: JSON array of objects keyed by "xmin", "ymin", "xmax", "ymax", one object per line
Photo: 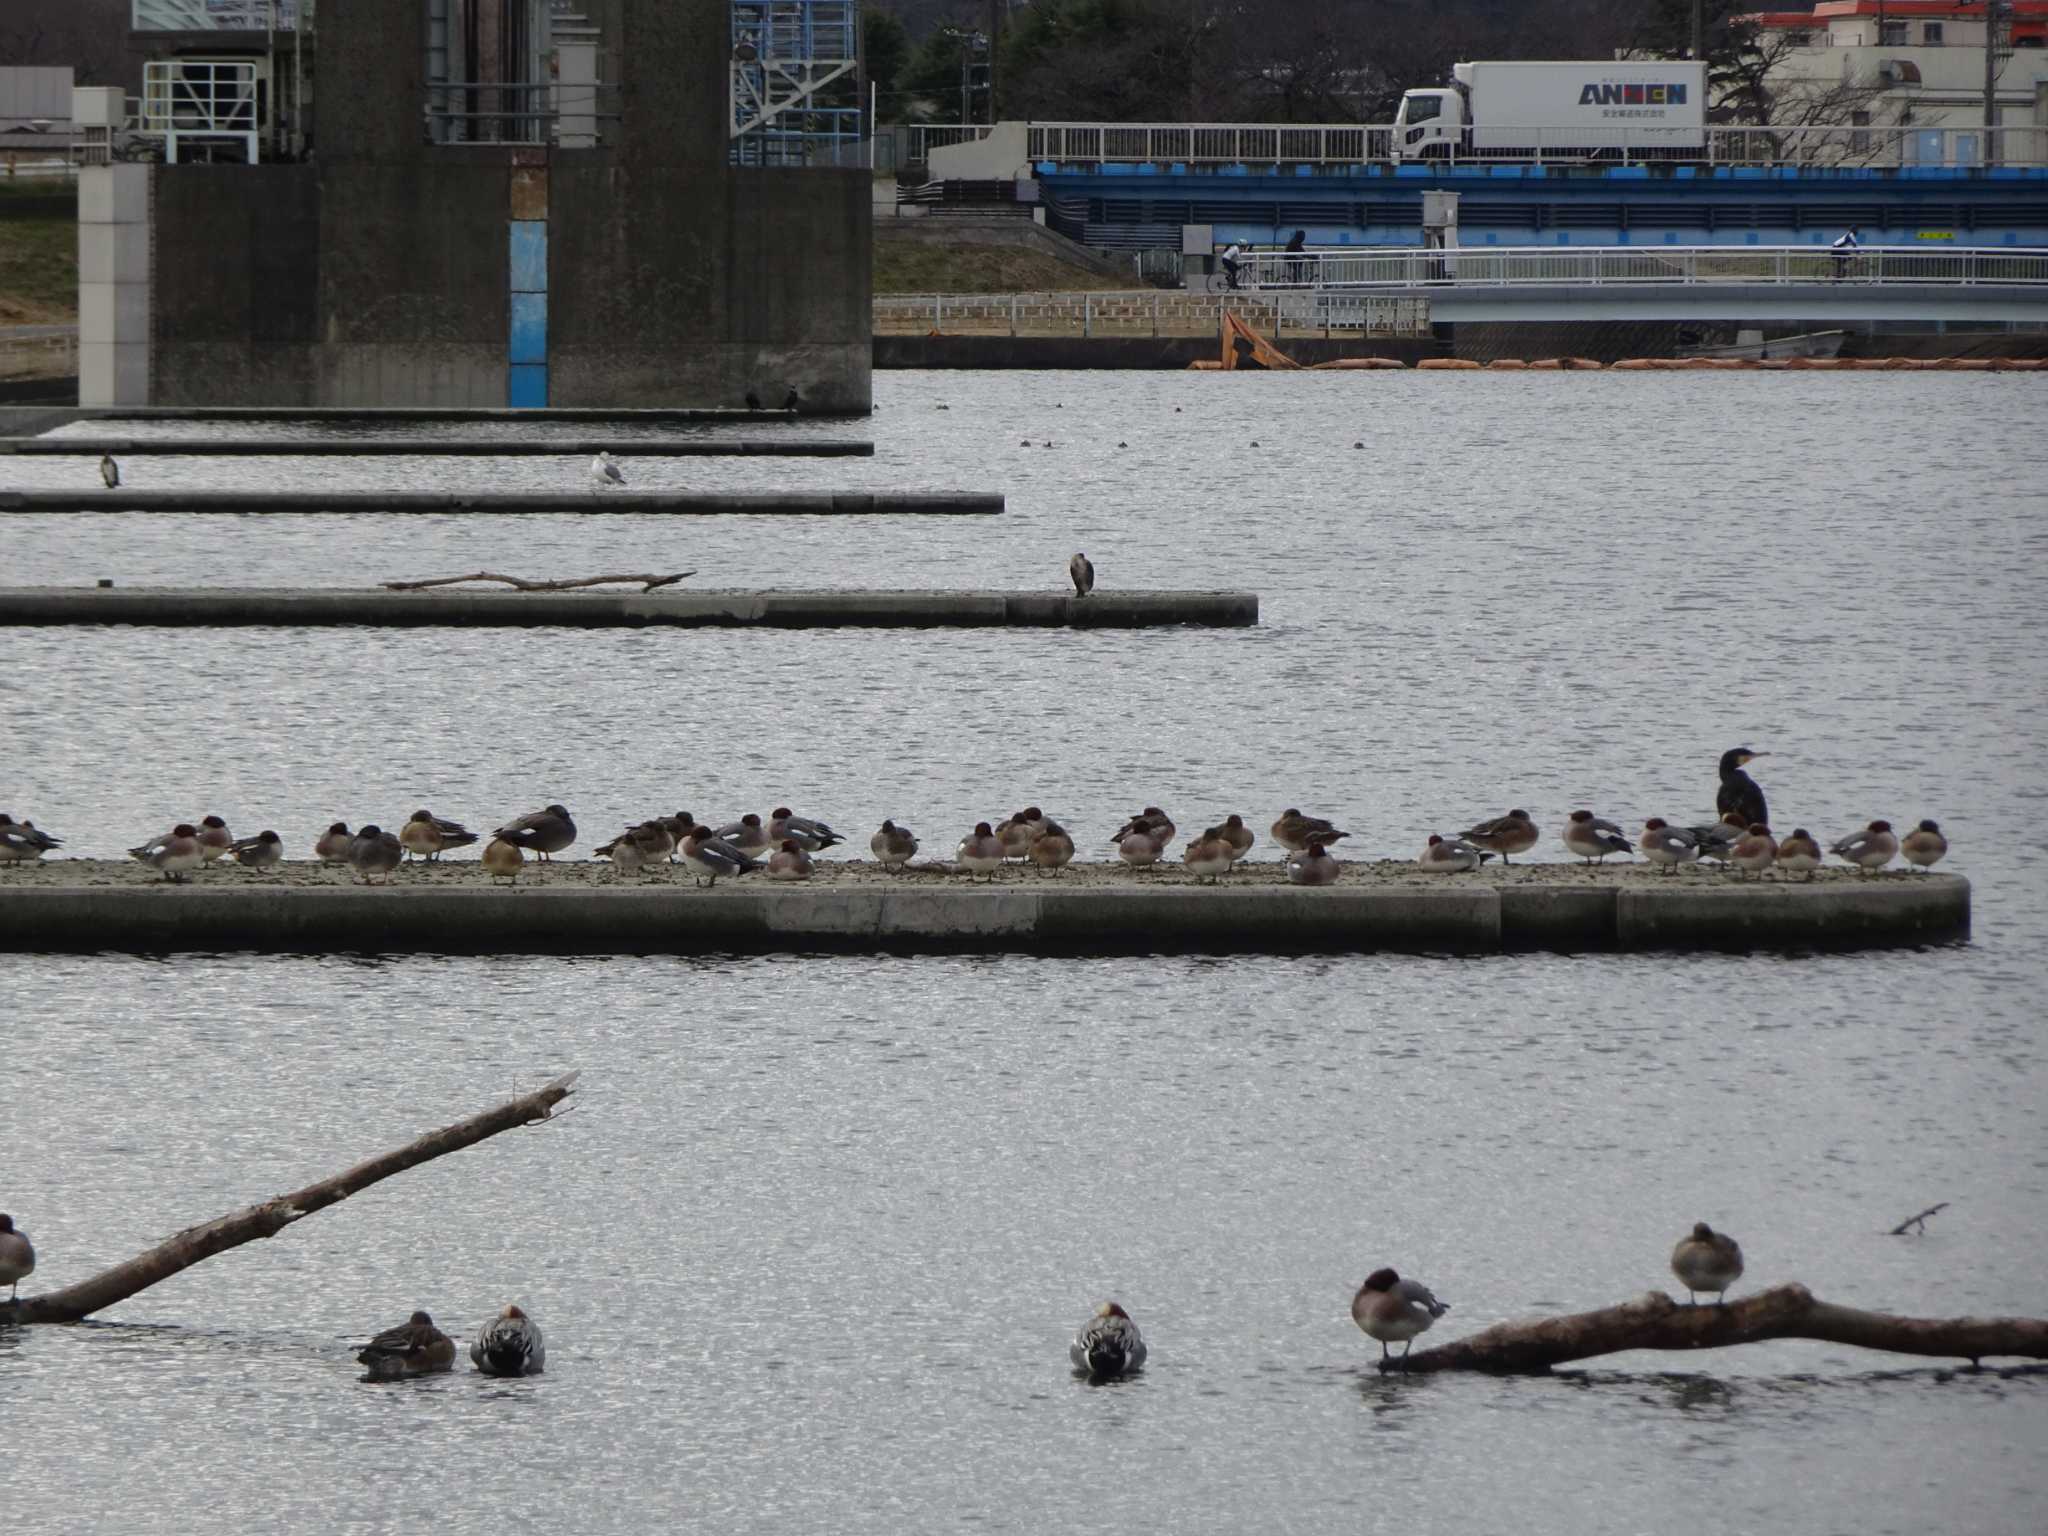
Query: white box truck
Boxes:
[{"xmin": 1392, "ymin": 60, "xmax": 1708, "ymax": 161}]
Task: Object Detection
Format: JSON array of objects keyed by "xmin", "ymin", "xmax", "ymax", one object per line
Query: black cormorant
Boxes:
[{"xmin": 1716, "ymin": 747, "xmax": 1769, "ymax": 827}]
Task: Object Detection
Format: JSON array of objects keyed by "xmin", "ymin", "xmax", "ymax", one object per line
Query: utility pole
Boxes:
[
  {"xmin": 1691, "ymin": 0, "xmax": 1704, "ymax": 60},
  {"xmin": 988, "ymin": 0, "xmax": 1003, "ymax": 122},
  {"xmin": 1984, "ymin": 0, "xmax": 2003, "ymax": 165}
]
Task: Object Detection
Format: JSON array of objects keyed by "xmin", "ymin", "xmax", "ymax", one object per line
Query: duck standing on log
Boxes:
[{"xmin": 1716, "ymin": 747, "xmax": 1770, "ymax": 829}]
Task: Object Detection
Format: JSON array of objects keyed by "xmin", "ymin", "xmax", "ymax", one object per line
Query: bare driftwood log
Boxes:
[
  {"xmin": 380, "ymin": 571, "xmax": 695, "ymax": 593},
  {"xmin": 1890, "ymin": 1202, "xmax": 1950, "ymax": 1235},
  {"xmin": 1391, "ymin": 1284, "xmax": 2048, "ymax": 1374},
  {"xmin": 0, "ymin": 1071, "xmax": 578, "ymax": 1326}
]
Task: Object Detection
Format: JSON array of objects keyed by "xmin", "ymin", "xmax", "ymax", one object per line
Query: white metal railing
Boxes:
[
  {"xmin": 1224, "ymin": 244, "xmax": 2048, "ymax": 292},
  {"xmin": 1014, "ymin": 120, "xmax": 2048, "ymax": 170},
  {"xmin": 907, "ymin": 123, "xmax": 995, "ymax": 161},
  {"xmin": 872, "ymin": 290, "xmax": 1431, "ymax": 338},
  {"xmin": 138, "ymin": 60, "xmax": 258, "ymax": 163}
]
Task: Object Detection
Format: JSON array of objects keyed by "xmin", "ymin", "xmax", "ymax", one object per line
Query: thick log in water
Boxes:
[
  {"xmin": 0, "ymin": 1071, "xmax": 578, "ymax": 1325},
  {"xmin": 1391, "ymin": 1284, "xmax": 2048, "ymax": 1374}
]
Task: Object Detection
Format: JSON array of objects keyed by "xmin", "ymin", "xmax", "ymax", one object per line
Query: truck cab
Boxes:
[{"xmin": 1392, "ymin": 87, "xmax": 1466, "ymax": 160}]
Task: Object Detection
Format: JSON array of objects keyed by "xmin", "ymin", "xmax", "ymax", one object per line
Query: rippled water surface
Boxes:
[{"xmin": 4, "ymin": 372, "xmax": 2046, "ymax": 1534}]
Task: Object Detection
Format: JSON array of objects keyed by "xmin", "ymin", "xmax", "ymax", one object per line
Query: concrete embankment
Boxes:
[
  {"xmin": 0, "ymin": 587, "xmax": 1257, "ymax": 628},
  {"xmin": 0, "ymin": 438, "xmax": 873, "ymax": 458},
  {"xmin": 0, "ymin": 863, "xmax": 1968, "ymax": 955},
  {"xmin": 0, "ymin": 490, "xmax": 1000, "ymax": 516}
]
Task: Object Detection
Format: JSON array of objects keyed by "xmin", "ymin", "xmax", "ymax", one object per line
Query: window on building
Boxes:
[
  {"xmin": 1851, "ymin": 109, "xmax": 1871, "ymax": 154},
  {"xmin": 1879, "ymin": 20, "xmax": 1908, "ymax": 45},
  {"xmin": 1923, "ymin": 22, "xmax": 1944, "ymax": 44}
]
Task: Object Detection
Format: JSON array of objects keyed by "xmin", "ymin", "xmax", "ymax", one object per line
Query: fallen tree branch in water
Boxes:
[
  {"xmin": 0, "ymin": 1071, "xmax": 578, "ymax": 1326},
  {"xmin": 380, "ymin": 571, "xmax": 695, "ymax": 593},
  {"xmin": 1889, "ymin": 1202, "xmax": 1950, "ymax": 1235},
  {"xmin": 1388, "ymin": 1284, "xmax": 2047, "ymax": 1374}
]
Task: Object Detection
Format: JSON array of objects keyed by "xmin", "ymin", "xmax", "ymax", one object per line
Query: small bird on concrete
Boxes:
[
  {"xmin": 596, "ymin": 821, "xmax": 668, "ymax": 880},
  {"xmin": 482, "ymin": 836, "xmax": 525, "ymax": 885},
  {"xmin": 1286, "ymin": 841, "xmax": 1340, "ymax": 886},
  {"xmin": 470, "ymin": 1304, "xmax": 545, "ymax": 1377},
  {"xmin": 100, "ymin": 454, "xmax": 120, "ymax": 489},
  {"xmin": 357, "ymin": 1310, "xmax": 457, "ymax": 1380},
  {"xmin": 1070, "ymin": 1302, "xmax": 1147, "ymax": 1379},
  {"xmin": 871, "ymin": 820, "xmax": 919, "ymax": 870},
  {"xmin": 681, "ymin": 824, "xmax": 761, "ymax": 887},
  {"xmin": 1775, "ymin": 827, "xmax": 1823, "ymax": 880},
  {"xmin": 1029, "ymin": 818, "xmax": 1076, "ymax": 875},
  {"xmin": 1183, "ymin": 828, "xmax": 1234, "ymax": 883},
  {"xmin": 1112, "ymin": 807, "xmax": 1175, "ymax": 847},
  {"xmin": 1116, "ymin": 824, "xmax": 1166, "ymax": 871},
  {"xmin": 494, "ymin": 804, "xmax": 576, "ymax": 862},
  {"xmin": 1459, "ymin": 809, "xmax": 1538, "ymax": 864},
  {"xmin": 745, "ymin": 389, "xmax": 763, "ymax": 410},
  {"xmin": 1900, "ymin": 819, "xmax": 1948, "ymax": 871},
  {"xmin": 1832, "ymin": 819, "xmax": 1899, "ymax": 875},
  {"xmin": 129, "ymin": 824, "xmax": 203, "ymax": 883},
  {"xmin": 195, "ymin": 815, "xmax": 234, "ymax": 863},
  {"xmin": 0, "ymin": 1213, "xmax": 34, "ymax": 1300},
  {"xmin": 768, "ymin": 808, "xmax": 844, "ymax": 852},
  {"xmin": 1717, "ymin": 747, "xmax": 1770, "ymax": 828},
  {"xmin": 784, "ymin": 385, "xmax": 800, "ymax": 411},
  {"xmin": 228, "ymin": 829, "xmax": 284, "ymax": 874},
  {"xmin": 588, "ymin": 452, "xmax": 626, "ymax": 492},
  {"xmin": 766, "ymin": 839, "xmax": 815, "ymax": 881},
  {"xmin": 1352, "ymin": 1268, "xmax": 1449, "ymax": 1369},
  {"xmin": 1216, "ymin": 813, "xmax": 1255, "ymax": 867},
  {"xmin": 349, "ymin": 826, "xmax": 404, "ymax": 884},
  {"xmin": 0, "ymin": 814, "xmax": 62, "ymax": 866},
  {"xmin": 996, "ymin": 807, "xmax": 1044, "ymax": 860},
  {"xmin": 400, "ymin": 809, "xmax": 478, "ymax": 862},
  {"xmin": 711, "ymin": 813, "xmax": 771, "ymax": 860},
  {"xmin": 956, "ymin": 822, "xmax": 1005, "ymax": 880},
  {"xmin": 1640, "ymin": 818, "xmax": 1700, "ymax": 875},
  {"xmin": 1670, "ymin": 1222, "xmax": 1744, "ymax": 1305},
  {"xmin": 1729, "ymin": 823, "xmax": 1777, "ymax": 879},
  {"xmin": 1689, "ymin": 810, "xmax": 1751, "ymax": 866},
  {"xmin": 1564, "ymin": 810, "xmax": 1633, "ymax": 865},
  {"xmin": 313, "ymin": 822, "xmax": 353, "ymax": 865},
  {"xmin": 1069, "ymin": 552, "xmax": 1094, "ymax": 597},
  {"xmin": 1271, "ymin": 809, "xmax": 1348, "ymax": 855},
  {"xmin": 1419, "ymin": 833, "xmax": 1488, "ymax": 873}
]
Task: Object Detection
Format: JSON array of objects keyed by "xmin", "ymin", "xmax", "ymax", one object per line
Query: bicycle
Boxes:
[{"xmin": 1204, "ymin": 260, "xmax": 1254, "ymax": 295}]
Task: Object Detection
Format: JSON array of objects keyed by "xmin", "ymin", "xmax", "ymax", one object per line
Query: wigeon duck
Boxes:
[
  {"xmin": 129, "ymin": 824, "xmax": 203, "ymax": 882},
  {"xmin": 1183, "ymin": 829, "xmax": 1233, "ymax": 883},
  {"xmin": 1419, "ymin": 833, "xmax": 1486, "ymax": 873},
  {"xmin": 1217, "ymin": 813, "xmax": 1255, "ymax": 865},
  {"xmin": 195, "ymin": 815, "xmax": 234, "ymax": 863},
  {"xmin": 711, "ymin": 814, "xmax": 771, "ymax": 860},
  {"xmin": 313, "ymin": 822, "xmax": 353, "ymax": 864},
  {"xmin": 1900, "ymin": 819, "xmax": 1948, "ymax": 871},
  {"xmin": 1271, "ymin": 809, "xmax": 1349, "ymax": 854},
  {"xmin": 659, "ymin": 812, "xmax": 697, "ymax": 861},
  {"xmin": 228, "ymin": 829, "xmax": 284, "ymax": 873},
  {"xmin": 1458, "ymin": 808, "xmax": 1537, "ymax": 863},
  {"xmin": 1729, "ymin": 823, "xmax": 1776, "ymax": 879},
  {"xmin": 1112, "ymin": 807, "xmax": 1175, "ymax": 846},
  {"xmin": 1832, "ymin": 819, "xmax": 1899, "ymax": 874},
  {"xmin": 957, "ymin": 822, "xmax": 1005, "ymax": 880},
  {"xmin": 1670, "ymin": 1222, "xmax": 1744, "ymax": 1305},
  {"xmin": 1286, "ymin": 841, "xmax": 1340, "ymax": 886},
  {"xmin": 1689, "ymin": 810, "xmax": 1751, "ymax": 866},
  {"xmin": 400, "ymin": 810, "xmax": 479, "ymax": 862},
  {"xmin": 597, "ymin": 822, "xmax": 668, "ymax": 880},
  {"xmin": 0, "ymin": 1214, "xmax": 33, "ymax": 1299},
  {"xmin": 493, "ymin": 805, "xmax": 576, "ymax": 862},
  {"xmin": 1716, "ymin": 748, "xmax": 1770, "ymax": 829},
  {"xmin": 1351, "ymin": 1268, "xmax": 1449, "ymax": 1368},
  {"xmin": 1117, "ymin": 825, "xmax": 1165, "ymax": 871},
  {"xmin": 766, "ymin": 839, "xmax": 815, "ymax": 880},
  {"xmin": 682, "ymin": 824, "xmax": 761, "ymax": 887},
  {"xmin": 470, "ymin": 1304, "xmax": 545, "ymax": 1377},
  {"xmin": 349, "ymin": 826, "xmax": 403, "ymax": 884},
  {"xmin": 1564, "ymin": 810, "xmax": 1633, "ymax": 865},
  {"xmin": 871, "ymin": 820, "xmax": 919, "ymax": 869},
  {"xmin": 1775, "ymin": 827, "xmax": 1822, "ymax": 879},
  {"xmin": 769, "ymin": 809, "xmax": 844, "ymax": 852},
  {"xmin": 482, "ymin": 836, "xmax": 525, "ymax": 885},
  {"xmin": 996, "ymin": 808, "xmax": 1045, "ymax": 860},
  {"xmin": 1069, "ymin": 1301, "xmax": 1144, "ymax": 1378},
  {"xmin": 356, "ymin": 1310, "xmax": 457, "ymax": 1380},
  {"xmin": 1029, "ymin": 819, "xmax": 1076, "ymax": 875},
  {"xmin": 1640, "ymin": 818, "xmax": 1699, "ymax": 875},
  {"xmin": 1069, "ymin": 552, "xmax": 1095, "ymax": 597},
  {"xmin": 0, "ymin": 815, "xmax": 61, "ymax": 866}
]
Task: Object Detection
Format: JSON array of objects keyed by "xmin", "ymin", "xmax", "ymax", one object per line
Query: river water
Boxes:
[{"xmin": 3, "ymin": 372, "xmax": 2045, "ymax": 1533}]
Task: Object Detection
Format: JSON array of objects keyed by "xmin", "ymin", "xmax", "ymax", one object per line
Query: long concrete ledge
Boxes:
[
  {"xmin": 0, "ymin": 490, "xmax": 1000, "ymax": 516},
  {"xmin": 0, "ymin": 870, "xmax": 1968, "ymax": 955},
  {"xmin": 68, "ymin": 407, "xmax": 844, "ymax": 423},
  {"xmin": 0, "ymin": 586, "xmax": 1258, "ymax": 627},
  {"xmin": 0, "ymin": 437, "xmax": 873, "ymax": 458}
]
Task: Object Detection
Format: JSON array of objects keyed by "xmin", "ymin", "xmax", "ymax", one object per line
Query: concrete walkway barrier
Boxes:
[
  {"xmin": 0, "ymin": 586, "xmax": 1259, "ymax": 628},
  {"xmin": 0, "ymin": 490, "xmax": 1002, "ymax": 516},
  {"xmin": 0, "ymin": 438, "xmax": 874, "ymax": 458},
  {"xmin": 0, "ymin": 869, "xmax": 1967, "ymax": 955}
]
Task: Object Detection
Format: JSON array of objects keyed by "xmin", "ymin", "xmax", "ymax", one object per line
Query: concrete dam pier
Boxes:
[
  {"xmin": 1, "ymin": 491, "xmax": 998, "ymax": 516},
  {"xmin": 0, "ymin": 587, "xmax": 1258, "ymax": 629},
  {"xmin": 0, "ymin": 865, "xmax": 1969, "ymax": 956}
]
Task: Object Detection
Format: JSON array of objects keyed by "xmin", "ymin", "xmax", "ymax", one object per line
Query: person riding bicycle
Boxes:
[
  {"xmin": 1831, "ymin": 227, "xmax": 1860, "ymax": 280},
  {"xmin": 1220, "ymin": 241, "xmax": 1245, "ymax": 291}
]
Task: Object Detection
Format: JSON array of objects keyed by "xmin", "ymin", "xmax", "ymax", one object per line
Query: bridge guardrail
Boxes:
[
  {"xmin": 1231, "ymin": 245, "xmax": 2048, "ymax": 292},
  {"xmin": 873, "ymin": 291, "xmax": 1431, "ymax": 338}
]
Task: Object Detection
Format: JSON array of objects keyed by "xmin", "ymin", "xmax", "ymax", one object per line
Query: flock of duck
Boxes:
[{"xmin": 0, "ymin": 750, "xmax": 1950, "ymax": 885}]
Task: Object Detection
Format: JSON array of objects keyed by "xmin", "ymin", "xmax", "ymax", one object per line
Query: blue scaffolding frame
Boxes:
[{"xmin": 730, "ymin": 0, "xmax": 864, "ymax": 167}]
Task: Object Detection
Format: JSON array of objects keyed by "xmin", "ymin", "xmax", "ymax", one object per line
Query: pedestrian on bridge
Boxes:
[{"xmin": 1832, "ymin": 227, "xmax": 1860, "ymax": 280}]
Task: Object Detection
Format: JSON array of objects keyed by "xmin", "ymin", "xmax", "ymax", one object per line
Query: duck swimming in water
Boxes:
[
  {"xmin": 357, "ymin": 1310, "xmax": 457, "ymax": 1380},
  {"xmin": 1716, "ymin": 748, "xmax": 1770, "ymax": 828},
  {"xmin": 1070, "ymin": 1302, "xmax": 1146, "ymax": 1379},
  {"xmin": 470, "ymin": 1304, "xmax": 545, "ymax": 1376}
]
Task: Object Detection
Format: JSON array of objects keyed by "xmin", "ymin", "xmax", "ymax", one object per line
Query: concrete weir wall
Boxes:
[
  {"xmin": 105, "ymin": 0, "xmax": 871, "ymax": 412},
  {"xmin": 0, "ymin": 876, "xmax": 1969, "ymax": 956}
]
